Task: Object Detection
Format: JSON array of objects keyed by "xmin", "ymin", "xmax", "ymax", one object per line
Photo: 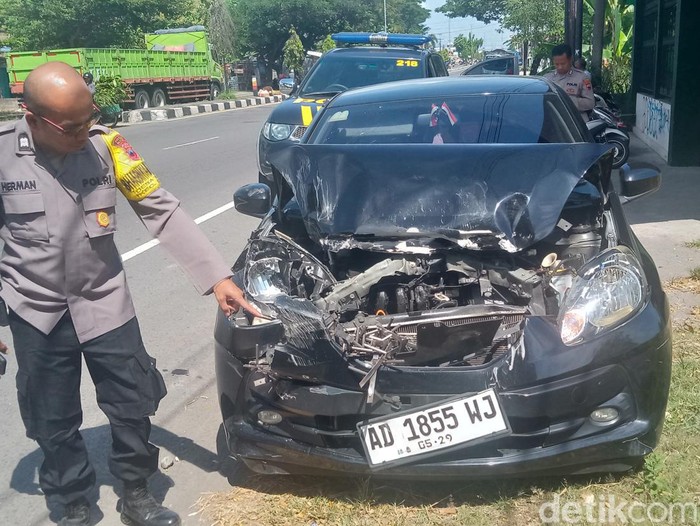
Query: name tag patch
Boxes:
[{"xmin": 1, "ymin": 180, "xmax": 37, "ymax": 192}]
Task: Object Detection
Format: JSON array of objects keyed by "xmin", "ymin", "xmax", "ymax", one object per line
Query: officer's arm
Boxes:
[
  {"xmin": 128, "ymin": 188, "xmax": 232, "ymax": 295},
  {"xmin": 576, "ymin": 77, "xmax": 595, "ymax": 112}
]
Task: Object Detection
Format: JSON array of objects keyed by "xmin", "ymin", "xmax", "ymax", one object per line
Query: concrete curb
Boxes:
[{"xmin": 121, "ymin": 95, "xmax": 288, "ymax": 124}]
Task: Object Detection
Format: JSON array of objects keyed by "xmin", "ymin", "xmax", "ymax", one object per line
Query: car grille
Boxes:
[{"xmin": 291, "ymin": 126, "xmax": 307, "ymax": 140}]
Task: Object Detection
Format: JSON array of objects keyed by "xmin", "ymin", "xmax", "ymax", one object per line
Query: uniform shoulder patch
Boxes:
[{"xmin": 101, "ymin": 131, "xmax": 160, "ymax": 201}]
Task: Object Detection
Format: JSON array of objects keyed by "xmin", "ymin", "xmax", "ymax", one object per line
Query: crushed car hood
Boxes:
[{"xmin": 271, "ymin": 143, "xmax": 611, "ymax": 252}]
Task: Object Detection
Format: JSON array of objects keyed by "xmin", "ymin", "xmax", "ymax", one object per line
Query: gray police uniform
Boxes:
[
  {"xmin": 545, "ymin": 67, "xmax": 595, "ymax": 117},
  {"xmin": 0, "ymin": 117, "xmax": 232, "ymax": 505}
]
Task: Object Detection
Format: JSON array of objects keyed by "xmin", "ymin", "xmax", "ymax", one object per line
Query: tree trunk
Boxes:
[
  {"xmin": 591, "ymin": 0, "xmax": 606, "ymax": 87},
  {"xmin": 529, "ymin": 53, "xmax": 545, "ymax": 76}
]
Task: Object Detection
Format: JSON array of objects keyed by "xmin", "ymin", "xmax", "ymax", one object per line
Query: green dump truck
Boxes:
[{"xmin": 7, "ymin": 26, "xmax": 224, "ymax": 108}]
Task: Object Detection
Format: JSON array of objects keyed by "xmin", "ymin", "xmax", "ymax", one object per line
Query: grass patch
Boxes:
[
  {"xmin": 198, "ymin": 325, "xmax": 700, "ymax": 526},
  {"xmin": 217, "ymin": 90, "xmax": 238, "ymax": 101},
  {"xmin": 685, "ymin": 240, "xmax": 700, "ymax": 249},
  {"xmin": 691, "ymin": 267, "xmax": 700, "ymax": 282}
]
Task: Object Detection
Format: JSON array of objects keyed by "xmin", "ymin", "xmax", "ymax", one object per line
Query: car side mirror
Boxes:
[
  {"xmin": 586, "ymin": 118, "xmax": 607, "ymax": 137},
  {"xmin": 234, "ymin": 183, "xmax": 271, "ymax": 217},
  {"xmin": 619, "ymin": 164, "xmax": 661, "ymax": 204}
]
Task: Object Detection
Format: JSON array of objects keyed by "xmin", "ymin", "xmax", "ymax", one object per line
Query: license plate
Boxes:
[{"xmin": 357, "ymin": 388, "xmax": 509, "ymax": 468}]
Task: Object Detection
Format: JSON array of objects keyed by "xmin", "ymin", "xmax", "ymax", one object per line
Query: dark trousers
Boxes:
[{"xmin": 9, "ymin": 311, "xmax": 167, "ymax": 505}]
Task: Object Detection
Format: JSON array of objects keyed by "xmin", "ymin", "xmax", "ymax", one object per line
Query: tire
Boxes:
[
  {"xmin": 134, "ymin": 89, "xmax": 150, "ymax": 109},
  {"xmin": 151, "ymin": 88, "xmax": 167, "ymax": 107},
  {"xmin": 607, "ymin": 137, "xmax": 630, "ymax": 169},
  {"xmin": 210, "ymin": 82, "xmax": 221, "ymax": 101}
]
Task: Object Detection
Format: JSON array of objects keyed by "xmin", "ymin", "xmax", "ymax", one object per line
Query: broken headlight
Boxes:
[{"xmin": 558, "ymin": 247, "xmax": 646, "ymax": 345}]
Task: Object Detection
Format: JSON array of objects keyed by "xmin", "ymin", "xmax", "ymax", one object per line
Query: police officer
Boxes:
[
  {"xmin": 0, "ymin": 62, "xmax": 261, "ymax": 526},
  {"xmin": 545, "ymin": 44, "xmax": 595, "ymax": 119}
]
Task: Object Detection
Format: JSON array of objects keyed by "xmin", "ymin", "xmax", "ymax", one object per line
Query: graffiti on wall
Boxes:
[
  {"xmin": 636, "ymin": 93, "xmax": 671, "ymax": 159},
  {"xmin": 641, "ymin": 95, "xmax": 671, "ymax": 139}
]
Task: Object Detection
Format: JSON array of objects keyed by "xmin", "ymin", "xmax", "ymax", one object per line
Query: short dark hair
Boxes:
[{"xmin": 551, "ymin": 44, "xmax": 572, "ymax": 58}]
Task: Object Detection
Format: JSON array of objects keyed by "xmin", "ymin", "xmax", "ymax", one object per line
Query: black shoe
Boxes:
[
  {"xmin": 120, "ymin": 480, "xmax": 181, "ymax": 526},
  {"xmin": 58, "ymin": 497, "xmax": 91, "ymax": 526}
]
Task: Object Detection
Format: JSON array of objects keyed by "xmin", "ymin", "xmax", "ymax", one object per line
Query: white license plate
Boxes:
[{"xmin": 357, "ymin": 388, "xmax": 509, "ymax": 468}]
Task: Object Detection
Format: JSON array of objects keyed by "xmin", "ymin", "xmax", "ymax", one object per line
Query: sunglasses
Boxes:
[{"xmin": 23, "ymin": 104, "xmax": 102, "ymax": 136}]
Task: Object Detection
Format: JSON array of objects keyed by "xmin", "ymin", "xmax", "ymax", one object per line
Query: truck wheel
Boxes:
[
  {"xmin": 151, "ymin": 89, "xmax": 167, "ymax": 107},
  {"xmin": 210, "ymin": 82, "xmax": 221, "ymax": 101},
  {"xmin": 134, "ymin": 90, "xmax": 150, "ymax": 109}
]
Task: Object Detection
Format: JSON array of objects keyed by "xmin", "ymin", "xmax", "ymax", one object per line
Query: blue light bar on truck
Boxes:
[{"xmin": 331, "ymin": 32, "xmax": 432, "ymax": 46}]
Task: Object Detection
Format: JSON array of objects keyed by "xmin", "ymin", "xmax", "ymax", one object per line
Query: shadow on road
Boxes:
[{"xmin": 10, "ymin": 424, "xmax": 220, "ymax": 524}]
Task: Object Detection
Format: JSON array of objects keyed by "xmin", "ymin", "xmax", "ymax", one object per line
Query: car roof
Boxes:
[
  {"xmin": 326, "ymin": 76, "xmax": 555, "ymax": 107},
  {"xmin": 325, "ymin": 46, "xmax": 429, "ymax": 59}
]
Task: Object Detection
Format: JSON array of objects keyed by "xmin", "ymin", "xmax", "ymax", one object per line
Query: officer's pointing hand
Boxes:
[
  {"xmin": 0, "ymin": 340, "xmax": 8, "ymax": 354},
  {"xmin": 213, "ymin": 278, "xmax": 262, "ymax": 318}
]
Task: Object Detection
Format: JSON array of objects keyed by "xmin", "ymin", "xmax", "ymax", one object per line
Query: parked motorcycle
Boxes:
[
  {"xmin": 594, "ymin": 90, "xmax": 622, "ymax": 118},
  {"xmin": 589, "ymin": 107, "xmax": 630, "ymax": 168}
]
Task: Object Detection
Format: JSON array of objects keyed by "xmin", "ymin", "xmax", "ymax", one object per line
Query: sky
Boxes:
[{"xmin": 422, "ymin": 0, "xmax": 513, "ymax": 50}]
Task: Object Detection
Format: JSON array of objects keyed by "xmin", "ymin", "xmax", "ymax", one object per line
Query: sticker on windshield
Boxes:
[
  {"xmin": 396, "ymin": 59, "xmax": 419, "ymax": 67},
  {"xmin": 328, "ymin": 110, "xmax": 349, "ymax": 122}
]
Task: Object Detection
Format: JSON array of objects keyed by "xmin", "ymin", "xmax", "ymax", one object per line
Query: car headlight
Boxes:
[
  {"xmin": 558, "ymin": 247, "xmax": 647, "ymax": 345},
  {"xmin": 262, "ymin": 122, "xmax": 294, "ymax": 141},
  {"xmin": 245, "ymin": 257, "xmax": 290, "ymax": 300}
]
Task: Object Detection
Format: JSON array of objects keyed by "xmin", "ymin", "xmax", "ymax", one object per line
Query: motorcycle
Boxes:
[
  {"xmin": 594, "ymin": 90, "xmax": 622, "ymax": 118},
  {"xmin": 589, "ymin": 106, "xmax": 630, "ymax": 169}
]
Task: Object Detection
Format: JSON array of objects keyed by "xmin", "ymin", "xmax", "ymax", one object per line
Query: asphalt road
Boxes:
[{"xmin": 0, "ymin": 105, "xmax": 274, "ymax": 525}]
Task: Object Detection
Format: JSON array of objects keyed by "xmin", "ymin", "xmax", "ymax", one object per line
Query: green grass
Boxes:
[
  {"xmin": 217, "ymin": 90, "xmax": 238, "ymax": 101},
  {"xmin": 685, "ymin": 240, "xmax": 700, "ymax": 249},
  {"xmin": 690, "ymin": 267, "xmax": 700, "ymax": 281},
  {"xmin": 199, "ymin": 319, "xmax": 700, "ymax": 526}
]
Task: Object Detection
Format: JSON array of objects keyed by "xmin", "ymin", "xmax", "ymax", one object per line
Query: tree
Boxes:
[
  {"xmin": 0, "ymin": 0, "xmax": 208, "ymax": 50},
  {"xmin": 501, "ymin": 0, "xmax": 564, "ymax": 75},
  {"xmin": 439, "ymin": 48, "xmax": 451, "ymax": 64},
  {"xmin": 283, "ymin": 28, "xmax": 305, "ymax": 74},
  {"xmin": 453, "ymin": 32, "xmax": 483, "ymax": 59},
  {"xmin": 231, "ymin": 0, "xmax": 430, "ymax": 79},
  {"xmin": 318, "ymin": 35, "xmax": 336, "ymax": 54},
  {"xmin": 207, "ymin": 0, "xmax": 236, "ymax": 65},
  {"xmin": 437, "ymin": 0, "xmax": 507, "ymax": 24}
]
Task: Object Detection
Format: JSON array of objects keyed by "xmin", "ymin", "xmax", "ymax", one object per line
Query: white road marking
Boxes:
[
  {"xmin": 162, "ymin": 136, "xmax": 219, "ymax": 150},
  {"xmin": 120, "ymin": 201, "xmax": 237, "ymax": 262}
]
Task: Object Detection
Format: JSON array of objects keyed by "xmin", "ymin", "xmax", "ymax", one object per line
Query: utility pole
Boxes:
[
  {"xmin": 384, "ymin": 0, "xmax": 388, "ymax": 33},
  {"xmin": 564, "ymin": 0, "xmax": 584, "ymax": 58}
]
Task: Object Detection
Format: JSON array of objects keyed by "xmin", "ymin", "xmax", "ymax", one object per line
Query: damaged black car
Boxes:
[{"xmin": 215, "ymin": 76, "xmax": 671, "ymax": 478}]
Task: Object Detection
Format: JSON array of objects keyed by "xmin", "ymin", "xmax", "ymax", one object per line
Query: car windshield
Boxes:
[
  {"xmin": 299, "ymin": 53, "xmax": 426, "ymax": 96},
  {"xmin": 310, "ymin": 93, "xmax": 585, "ymax": 145}
]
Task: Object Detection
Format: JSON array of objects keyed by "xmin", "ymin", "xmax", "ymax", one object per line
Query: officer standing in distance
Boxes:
[
  {"xmin": 0, "ymin": 62, "xmax": 261, "ymax": 526},
  {"xmin": 545, "ymin": 44, "xmax": 595, "ymax": 119}
]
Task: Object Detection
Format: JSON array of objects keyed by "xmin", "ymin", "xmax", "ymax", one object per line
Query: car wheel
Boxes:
[
  {"xmin": 216, "ymin": 423, "xmax": 250, "ymax": 485},
  {"xmin": 210, "ymin": 82, "xmax": 222, "ymax": 101},
  {"xmin": 608, "ymin": 137, "xmax": 630, "ymax": 169},
  {"xmin": 151, "ymin": 88, "xmax": 167, "ymax": 107},
  {"xmin": 134, "ymin": 89, "xmax": 150, "ymax": 109}
]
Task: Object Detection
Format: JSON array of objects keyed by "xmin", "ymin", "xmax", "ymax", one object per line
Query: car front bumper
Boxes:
[{"xmin": 215, "ymin": 292, "xmax": 671, "ymax": 478}]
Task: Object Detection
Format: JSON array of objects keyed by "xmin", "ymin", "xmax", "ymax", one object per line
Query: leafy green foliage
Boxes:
[
  {"xmin": 437, "ymin": 0, "xmax": 507, "ymax": 24},
  {"xmin": 93, "ymin": 75, "xmax": 127, "ymax": 107},
  {"xmin": 231, "ymin": 0, "xmax": 428, "ymax": 74},
  {"xmin": 453, "ymin": 32, "xmax": 483, "ymax": 59},
  {"xmin": 283, "ymin": 29, "xmax": 305, "ymax": 74},
  {"xmin": 0, "ymin": 0, "xmax": 209, "ymax": 49},
  {"xmin": 439, "ymin": 48, "xmax": 451, "ymax": 64},
  {"xmin": 318, "ymin": 35, "xmax": 336, "ymax": 54},
  {"xmin": 502, "ymin": 0, "xmax": 563, "ymax": 74}
]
